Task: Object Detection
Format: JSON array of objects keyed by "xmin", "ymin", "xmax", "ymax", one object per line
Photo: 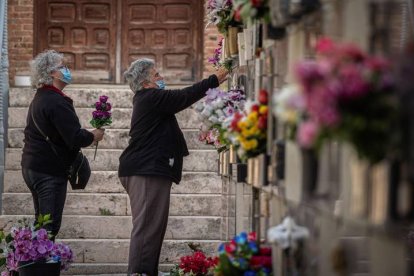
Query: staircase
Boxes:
[{"xmin": 0, "ymin": 85, "xmax": 222, "ymax": 274}]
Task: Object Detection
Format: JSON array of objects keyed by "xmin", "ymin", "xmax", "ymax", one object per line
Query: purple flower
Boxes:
[
  {"xmin": 105, "ymin": 102, "xmax": 112, "ymax": 111},
  {"xmin": 102, "ymin": 111, "xmax": 111, "ymax": 119},
  {"xmin": 99, "ymin": 95, "xmax": 108, "ymax": 103}
]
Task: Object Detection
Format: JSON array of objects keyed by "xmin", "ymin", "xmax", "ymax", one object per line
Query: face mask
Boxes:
[
  {"xmin": 155, "ymin": 80, "xmax": 165, "ymax": 90},
  {"xmin": 59, "ymin": 67, "xmax": 72, "ymax": 84}
]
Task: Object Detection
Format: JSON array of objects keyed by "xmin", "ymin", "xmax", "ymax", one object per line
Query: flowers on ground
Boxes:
[
  {"xmin": 215, "ymin": 231, "xmax": 272, "ymax": 275},
  {"xmin": 170, "ymin": 246, "xmax": 218, "ymax": 276},
  {"xmin": 0, "ymin": 214, "xmax": 74, "ymax": 274}
]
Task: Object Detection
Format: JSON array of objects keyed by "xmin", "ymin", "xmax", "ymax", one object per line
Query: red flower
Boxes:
[
  {"xmin": 259, "ymin": 247, "xmax": 272, "ymax": 256},
  {"xmin": 251, "ymin": 104, "xmax": 260, "ymax": 112},
  {"xmin": 250, "ymin": 255, "xmax": 272, "ymax": 268},
  {"xmin": 250, "ymin": 0, "xmax": 263, "ymax": 7},
  {"xmin": 234, "ymin": 6, "xmax": 242, "ymax": 22},
  {"xmin": 258, "ymin": 116, "xmax": 267, "ymax": 130},
  {"xmin": 248, "ymin": 232, "xmax": 257, "ymax": 242},
  {"xmin": 258, "ymin": 90, "xmax": 268, "ymax": 105},
  {"xmin": 225, "ymin": 242, "xmax": 236, "ymax": 254}
]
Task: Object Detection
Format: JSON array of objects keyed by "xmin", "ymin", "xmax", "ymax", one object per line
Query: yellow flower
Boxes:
[
  {"xmin": 250, "ymin": 139, "xmax": 258, "ymax": 149},
  {"xmin": 247, "ymin": 111, "xmax": 258, "ymax": 122},
  {"xmin": 259, "ymin": 106, "xmax": 268, "ymax": 115}
]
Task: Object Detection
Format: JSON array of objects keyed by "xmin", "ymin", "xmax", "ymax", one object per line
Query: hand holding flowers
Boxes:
[{"xmin": 90, "ymin": 95, "xmax": 112, "ymax": 160}]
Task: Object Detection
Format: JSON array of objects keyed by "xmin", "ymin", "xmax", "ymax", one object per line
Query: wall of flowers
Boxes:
[{"xmin": 171, "ymin": 0, "xmax": 414, "ymax": 275}]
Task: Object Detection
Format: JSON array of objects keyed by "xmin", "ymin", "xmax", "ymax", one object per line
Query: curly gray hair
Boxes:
[
  {"xmin": 30, "ymin": 50, "xmax": 64, "ymax": 88},
  {"xmin": 124, "ymin": 58, "xmax": 155, "ymax": 92}
]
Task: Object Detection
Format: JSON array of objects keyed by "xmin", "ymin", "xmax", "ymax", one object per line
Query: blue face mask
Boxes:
[
  {"xmin": 59, "ymin": 67, "xmax": 72, "ymax": 84},
  {"xmin": 155, "ymin": 80, "xmax": 165, "ymax": 90}
]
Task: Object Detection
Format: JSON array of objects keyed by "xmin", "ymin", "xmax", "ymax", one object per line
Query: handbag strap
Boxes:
[{"xmin": 30, "ymin": 103, "xmax": 60, "ymax": 158}]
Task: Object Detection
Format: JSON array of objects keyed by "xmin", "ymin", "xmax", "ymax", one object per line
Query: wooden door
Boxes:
[
  {"xmin": 121, "ymin": 0, "xmax": 203, "ymax": 84},
  {"xmin": 35, "ymin": 0, "xmax": 117, "ymax": 83},
  {"xmin": 35, "ymin": 0, "xmax": 203, "ymax": 84}
]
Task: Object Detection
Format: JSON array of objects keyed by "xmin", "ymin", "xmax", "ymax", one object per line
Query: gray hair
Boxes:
[
  {"xmin": 123, "ymin": 58, "xmax": 155, "ymax": 92},
  {"xmin": 30, "ymin": 50, "xmax": 64, "ymax": 88}
]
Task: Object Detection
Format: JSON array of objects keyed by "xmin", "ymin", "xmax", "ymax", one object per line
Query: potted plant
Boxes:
[{"xmin": 0, "ymin": 214, "xmax": 74, "ymax": 276}]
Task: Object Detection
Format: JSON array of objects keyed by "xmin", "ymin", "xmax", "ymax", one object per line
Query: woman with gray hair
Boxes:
[
  {"xmin": 21, "ymin": 49, "xmax": 105, "ymax": 237},
  {"xmin": 119, "ymin": 58, "xmax": 227, "ymax": 275}
]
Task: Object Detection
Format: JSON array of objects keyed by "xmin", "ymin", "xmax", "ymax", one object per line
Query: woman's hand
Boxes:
[
  {"xmin": 92, "ymin": 128, "xmax": 105, "ymax": 142},
  {"xmin": 216, "ymin": 68, "xmax": 229, "ymax": 84}
]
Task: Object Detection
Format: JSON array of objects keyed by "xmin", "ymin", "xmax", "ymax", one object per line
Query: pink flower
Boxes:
[
  {"xmin": 298, "ymin": 121, "xmax": 319, "ymax": 148},
  {"xmin": 315, "ymin": 37, "xmax": 336, "ymax": 54},
  {"xmin": 338, "ymin": 64, "xmax": 370, "ymax": 99}
]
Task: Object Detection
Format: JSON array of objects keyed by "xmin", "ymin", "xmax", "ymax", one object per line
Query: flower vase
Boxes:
[
  {"xmin": 301, "ymin": 148, "xmax": 318, "ymax": 195},
  {"xmin": 228, "ymin": 26, "xmax": 239, "ymax": 56},
  {"xmin": 18, "ymin": 261, "xmax": 61, "ymax": 276},
  {"xmin": 224, "ymin": 32, "xmax": 231, "ymax": 58}
]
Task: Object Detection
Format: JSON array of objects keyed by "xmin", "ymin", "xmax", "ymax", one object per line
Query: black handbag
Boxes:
[{"xmin": 30, "ymin": 104, "xmax": 91, "ymax": 190}]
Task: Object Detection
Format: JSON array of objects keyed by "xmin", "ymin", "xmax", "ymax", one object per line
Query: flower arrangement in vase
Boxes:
[
  {"xmin": 227, "ymin": 89, "xmax": 269, "ymax": 161},
  {"xmin": 0, "ymin": 214, "xmax": 73, "ymax": 275},
  {"xmin": 274, "ymin": 38, "xmax": 398, "ymax": 164},
  {"xmin": 195, "ymin": 87, "xmax": 245, "ymax": 151},
  {"xmin": 215, "ymin": 231, "xmax": 272, "ymax": 275}
]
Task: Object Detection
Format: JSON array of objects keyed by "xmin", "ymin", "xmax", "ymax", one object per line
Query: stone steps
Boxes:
[
  {"xmin": 8, "ymin": 107, "xmax": 202, "ymax": 129},
  {"xmin": 0, "ymin": 215, "xmax": 221, "ymax": 240},
  {"xmin": 3, "ymin": 86, "xmax": 222, "ymax": 274},
  {"xmin": 5, "ymin": 148, "xmax": 218, "ymax": 172},
  {"xmin": 4, "ymin": 171, "xmax": 221, "ymax": 194},
  {"xmin": 2, "ymin": 193, "xmax": 223, "ymax": 217},
  {"xmin": 8, "ymin": 128, "xmax": 208, "ymax": 149}
]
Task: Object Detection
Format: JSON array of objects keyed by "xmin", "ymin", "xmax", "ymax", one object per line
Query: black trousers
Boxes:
[
  {"xmin": 22, "ymin": 168, "xmax": 68, "ymax": 238},
  {"xmin": 120, "ymin": 175, "xmax": 172, "ymax": 276}
]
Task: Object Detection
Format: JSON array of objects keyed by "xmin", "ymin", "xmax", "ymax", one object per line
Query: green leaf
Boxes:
[{"xmin": 5, "ymin": 234, "xmax": 13, "ymax": 243}]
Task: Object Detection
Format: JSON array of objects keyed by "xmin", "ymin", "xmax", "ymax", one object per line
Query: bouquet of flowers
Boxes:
[
  {"xmin": 290, "ymin": 38, "xmax": 397, "ymax": 163},
  {"xmin": 232, "ymin": 0, "xmax": 270, "ymax": 24},
  {"xmin": 215, "ymin": 231, "xmax": 272, "ymax": 275},
  {"xmin": 227, "ymin": 89, "xmax": 268, "ymax": 161},
  {"xmin": 196, "ymin": 88, "xmax": 245, "ymax": 150},
  {"xmin": 170, "ymin": 250, "xmax": 218, "ymax": 276},
  {"xmin": 90, "ymin": 95, "xmax": 112, "ymax": 160},
  {"xmin": 0, "ymin": 214, "xmax": 74, "ymax": 275},
  {"xmin": 206, "ymin": 0, "xmax": 237, "ymax": 34}
]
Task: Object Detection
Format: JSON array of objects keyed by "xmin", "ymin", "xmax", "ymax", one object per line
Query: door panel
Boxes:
[
  {"xmin": 122, "ymin": 0, "xmax": 202, "ymax": 84},
  {"xmin": 35, "ymin": 0, "xmax": 117, "ymax": 83}
]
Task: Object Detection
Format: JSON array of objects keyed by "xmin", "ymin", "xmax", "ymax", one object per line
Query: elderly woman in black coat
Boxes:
[
  {"xmin": 22, "ymin": 50, "xmax": 105, "ymax": 237},
  {"xmin": 119, "ymin": 58, "xmax": 227, "ymax": 275}
]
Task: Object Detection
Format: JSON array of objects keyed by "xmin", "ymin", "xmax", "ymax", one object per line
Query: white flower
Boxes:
[
  {"xmin": 244, "ymin": 99, "xmax": 257, "ymax": 114},
  {"xmin": 208, "ymin": 115, "xmax": 219, "ymax": 124},
  {"xmin": 201, "ymin": 108, "xmax": 212, "ymax": 118}
]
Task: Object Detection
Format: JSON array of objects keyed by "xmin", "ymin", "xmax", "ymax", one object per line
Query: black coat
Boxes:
[
  {"xmin": 21, "ymin": 85, "xmax": 94, "ymax": 177},
  {"xmin": 118, "ymin": 75, "xmax": 219, "ymax": 183}
]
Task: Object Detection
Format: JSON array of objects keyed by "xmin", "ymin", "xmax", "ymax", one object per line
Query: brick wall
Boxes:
[
  {"xmin": 8, "ymin": 0, "xmax": 34, "ymax": 84},
  {"xmin": 203, "ymin": 25, "xmax": 222, "ymax": 78}
]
